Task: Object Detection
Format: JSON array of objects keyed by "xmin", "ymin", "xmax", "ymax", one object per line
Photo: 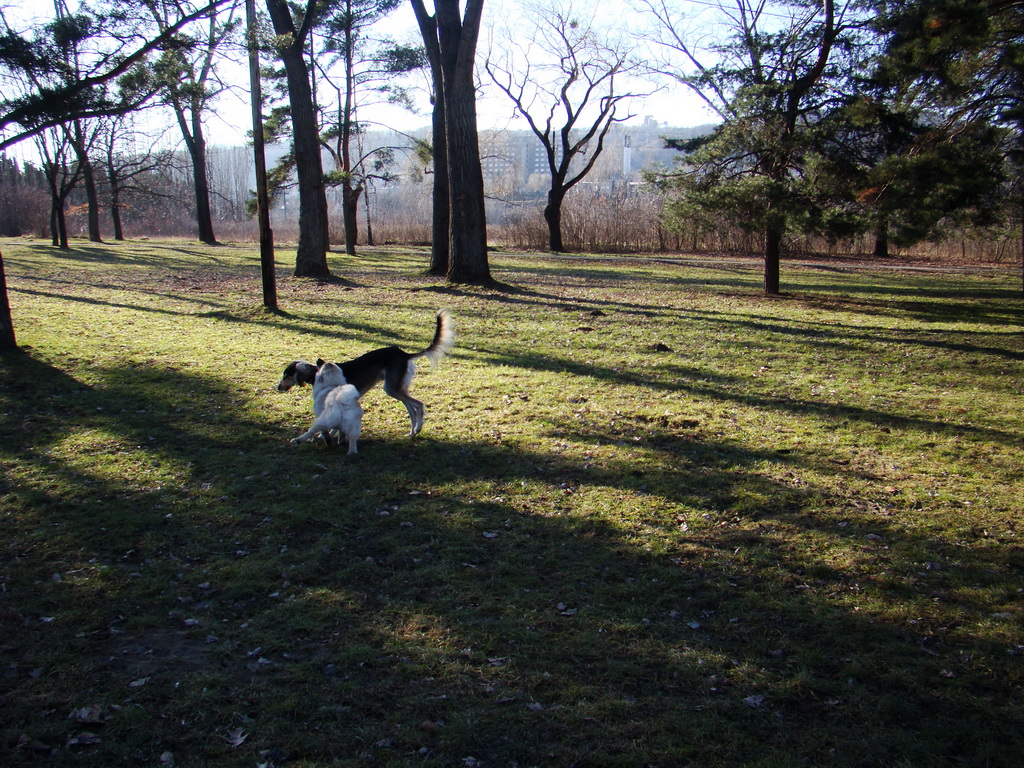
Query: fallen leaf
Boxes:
[
  {"xmin": 221, "ymin": 728, "xmax": 248, "ymax": 748},
  {"xmin": 67, "ymin": 731, "xmax": 102, "ymax": 747},
  {"xmin": 68, "ymin": 706, "xmax": 110, "ymax": 724},
  {"xmin": 743, "ymin": 694, "xmax": 767, "ymax": 709}
]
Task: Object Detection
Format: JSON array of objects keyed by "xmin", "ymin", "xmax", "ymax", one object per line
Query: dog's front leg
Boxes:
[{"xmin": 290, "ymin": 428, "xmax": 319, "ymax": 445}]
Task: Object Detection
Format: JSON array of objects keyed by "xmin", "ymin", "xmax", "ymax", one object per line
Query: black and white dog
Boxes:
[
  {"xmin": 290, "ymin": 362, "xmax": 363, "ymax": 454},
  {"xmin": 277, "ymin": 309, "xmax": 455, "ymax": 437}
]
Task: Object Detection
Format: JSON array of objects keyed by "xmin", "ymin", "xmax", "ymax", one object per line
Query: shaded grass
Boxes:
[{"xmin": 1, "ymin": 237, "xmax": 1023, "ymax": 767}]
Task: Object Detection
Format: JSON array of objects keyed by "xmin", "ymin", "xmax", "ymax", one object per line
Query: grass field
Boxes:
[{"xmin": 1, "ymin": 237, "xmax": 1022, "ymax": 767}]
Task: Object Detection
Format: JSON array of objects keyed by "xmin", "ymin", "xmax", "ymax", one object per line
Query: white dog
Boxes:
[{"xmin": 290, "ymin": 362, "xmax": 363, "ymax": 454}]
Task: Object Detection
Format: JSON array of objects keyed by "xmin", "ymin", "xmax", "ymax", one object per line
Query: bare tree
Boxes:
[
  {"xmin": 486, "ymin": 0, "xmax": 649, "ymax": 252},
  {"xmin": 146, "ymin": 0, "xmax": 241, "ymax": 245},
  {"xmin": 36, "ymin": 126, "xmax": 82, "ymax": 249},
  {"xmin": 97, "ymin": 115, "xmax": 175, "ymax": 241}
]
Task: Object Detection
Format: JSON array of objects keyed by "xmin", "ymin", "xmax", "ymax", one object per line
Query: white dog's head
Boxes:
[
  {"xmin": 310, "ymin": 361, "xmax": 349, "ymax": 417},
  {"xmin": 314, "ymin": 361, "xmax": 348, "ymax": 390}
]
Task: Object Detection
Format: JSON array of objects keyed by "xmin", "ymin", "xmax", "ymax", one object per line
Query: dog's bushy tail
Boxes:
[{"xmin": 413, "ymin": 309, "xmax": 455, "ymax": 368}]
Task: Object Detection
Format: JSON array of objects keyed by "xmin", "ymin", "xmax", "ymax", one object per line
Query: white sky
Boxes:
[{"xmin": 1, "ymin": 0, "xmax": 718, "ymax": 154}]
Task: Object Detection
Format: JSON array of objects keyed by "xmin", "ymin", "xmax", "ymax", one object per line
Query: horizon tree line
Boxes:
[{"xmin": 1, "ymin": 0, "xmax": 1022, "ymax": 319}]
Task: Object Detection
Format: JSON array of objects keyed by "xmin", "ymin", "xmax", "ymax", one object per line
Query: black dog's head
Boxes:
[{"xmin": 277, "ymin": 360, "xmax": 321, "ymax": 391}]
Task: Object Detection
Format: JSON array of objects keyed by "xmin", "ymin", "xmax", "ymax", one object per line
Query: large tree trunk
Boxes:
[
  {"xmin": 184, "ymin": 113, "xmax": 217, "ymax": 245},
  {"xmin": 873, "ymin": 228, "xmax": 889, "ymax": 259},
  {"xmin": 265, "ymin": 0, "xmax": 331, "ymax": 279},
  {"xmin": 411, "ymin": 1, "xmax": 451, "ymax": 276},
  {"xmin": 544, "ymin": 186, "xmax": 566, "ymax": 252},
  {"xmin": 0, "ymin": 249, "xmax": 16, "ymax": 350},
  {"xmin": 436, "ymin": 0, "xmax": 490, "ymax": 285},
  {"xmin": 444, "ymin": 78, "xmax": 489, "ymax": 284},
  {"xmin": 428, "ymin": 93, "xmax": 450, "ymax": 275},
  {"xmin": 764, "ymin": 225, "xmax": 781, "ymax": 296}
]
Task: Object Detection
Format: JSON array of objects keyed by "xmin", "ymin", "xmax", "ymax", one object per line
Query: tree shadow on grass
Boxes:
[
  {"xmin": 473, "ymin": 345, "xmax": 1021, "ymax": 450},
  {"xmin": 1, "ymin": 349, "xmax": 1021, "ymax": 767}
]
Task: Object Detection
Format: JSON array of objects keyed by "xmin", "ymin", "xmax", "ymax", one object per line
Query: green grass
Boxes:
[{"xmin": 1, "ymin": 237, "xmax": 1023, "ymax": 767}]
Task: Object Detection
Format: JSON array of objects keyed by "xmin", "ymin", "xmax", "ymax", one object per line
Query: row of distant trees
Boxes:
[{"xmin": 2, "ymin": 0, "xmax": 1024, "ymax": 301}]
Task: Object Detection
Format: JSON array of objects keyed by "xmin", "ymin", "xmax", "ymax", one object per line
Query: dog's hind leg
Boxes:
[
  {"xmin": 384, "ymin": 362, "xmax": 425, "ymax": 437},
  {"xmin": 403, "ymin": 397, "xmax": 425, "ymax": 436}
]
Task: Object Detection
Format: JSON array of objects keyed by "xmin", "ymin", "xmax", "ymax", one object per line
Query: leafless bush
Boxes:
[
  {"xmin": 0, "ymin": 187, "xmax": 48, "ymax": 238},
  {"xmin": 363, "ymin": 185, "xmax": 433, "ymax": 245},
  {"xmin": 487, "ymin": 185, "xmax": 762, "ymax": 254}
]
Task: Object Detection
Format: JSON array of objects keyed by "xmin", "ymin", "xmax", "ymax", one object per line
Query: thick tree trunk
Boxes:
[
  {"xmin": 544, "ymin": 186, "xmax": 566, "ymax": 252},
  {"xmin": 188, "ymin": 119, "xmax": 218, "ymax": 245},
  {"xmin": 444, "ymin": 78, "xmax": 490, "ymax": 284},
  {"xmin": 428, "ymin": 94, "xmax": 450, "ymax": 275},
  {"xmin": 265, "ymin": 0, "xmax": 331, "ymax": 279},
  {"xmin": 873, "ymin": 229, "xmax": 889, "ymax": 259},
  {"xmin": 436, "ymin": 0, "xmax": 490, "ymax": 285},
  {"xmin": 764, "ymin": 225, "xmax": 781, "ymax": 296},
  {"xmin": 0, "ymin": 249, "xmax": 16, "ymax": 350},
  {"xmin": 412, "ymin": 1, "xmax": 451, "ymax": 276}
]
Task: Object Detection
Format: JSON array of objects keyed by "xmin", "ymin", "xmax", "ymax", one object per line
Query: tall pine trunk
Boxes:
[
  {"xmin": 412, "ymin": 2, "xmax": 451, "ymax": 276},
  {"xmin": 182, "ymin": 112, "xmax": 217, "ymax": 245},
  {"xmin": 428, "ymin": 74, "xmax": 450, "ymax": 274},
  {"xmin": 444, "ymin": 72, "xmax": 489, "ymax": 283},
  {"xmin": 436, "ymin": 0, "xmax": 490, "ymax": 285},
  {"xmin": 265, "ymin": 0, "xmax": 331, "ymax": 278}
]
